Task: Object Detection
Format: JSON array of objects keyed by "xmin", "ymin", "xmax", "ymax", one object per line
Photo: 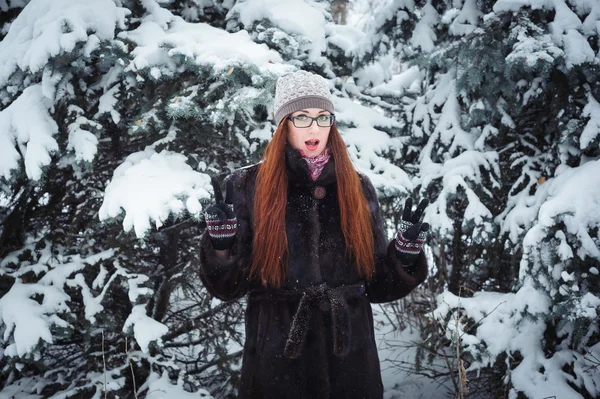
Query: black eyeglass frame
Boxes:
[{"xmin": 286, "ymin": 114, "xmax": 336, "ymax": 128}]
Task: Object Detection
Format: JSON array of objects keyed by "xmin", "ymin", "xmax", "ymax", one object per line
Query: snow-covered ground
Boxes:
[{"xmin": 374, "ymin": 306, "xmax": 453, "ymax": 398}]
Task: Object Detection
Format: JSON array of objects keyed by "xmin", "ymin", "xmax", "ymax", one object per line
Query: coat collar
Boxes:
[{"xmin": 285, "ymin": 143, "xmax": 337, "ymax": 187}]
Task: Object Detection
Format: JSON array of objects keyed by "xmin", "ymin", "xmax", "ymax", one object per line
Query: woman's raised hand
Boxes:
[
  {"xmin": 395, "ymin": 198, "xmax": 430, "ymax": 266},
  {"xmin": 204, "ymin": 176, "xmax": 237, "ymax": 250}
]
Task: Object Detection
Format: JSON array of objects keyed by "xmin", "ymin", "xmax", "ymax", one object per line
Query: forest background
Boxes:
[{"xmin": 0, "ymin": 0, "xmax": 599, "ymax": 398}]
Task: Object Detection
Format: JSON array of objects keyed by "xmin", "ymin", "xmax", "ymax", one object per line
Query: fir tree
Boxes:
[
  {"xmin": 0, "ymin": 0, "xmax": 279, "ymax": 396},
  {"xmin": 353, "ymin": 0, "xmax": 600, "ymax": 396}
]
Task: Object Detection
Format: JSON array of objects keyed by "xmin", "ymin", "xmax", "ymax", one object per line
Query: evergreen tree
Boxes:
[
  {"xmin": 0, "ymin": 0, "xmax": 281, "ymax": 396},
  {"xmin": 353, "ymin": 0, "xmax": 600, "ymax": 396}
]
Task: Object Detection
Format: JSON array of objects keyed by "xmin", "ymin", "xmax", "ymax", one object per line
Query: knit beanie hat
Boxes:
[{"xmin": 274, "ymin": 70, "xmax": 334, "ymax": 126}]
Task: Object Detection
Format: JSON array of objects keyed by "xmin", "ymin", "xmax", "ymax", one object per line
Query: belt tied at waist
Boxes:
[{"xmin": 249, "ymin": 282, "xmax": 366, "ymax": 359}]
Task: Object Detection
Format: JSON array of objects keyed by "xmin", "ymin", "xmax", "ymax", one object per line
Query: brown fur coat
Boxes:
[{"xmin": 199, "ymin": 146, "xmax": 428, "ymax": 398}]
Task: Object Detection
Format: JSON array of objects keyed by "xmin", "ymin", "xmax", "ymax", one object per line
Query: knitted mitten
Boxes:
[
  {"xmin": 395, "ymin": 198, "xmax": 429, "ymax": 266},
  {"xmin": 205, "ymin": 177, "xmax": 237, "ymax": 250}
]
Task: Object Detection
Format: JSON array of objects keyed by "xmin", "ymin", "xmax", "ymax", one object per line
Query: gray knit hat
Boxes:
[{"xmin": 273, "ymin": 70, "xmax": 334, "ymax": 126}]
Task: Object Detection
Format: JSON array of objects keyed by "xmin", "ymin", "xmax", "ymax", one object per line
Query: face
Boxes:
[{"xmin": 287, "ymin": 108, "xmax": 332, "ymax": 157}]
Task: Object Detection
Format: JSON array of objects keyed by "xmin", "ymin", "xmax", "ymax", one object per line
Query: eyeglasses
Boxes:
[{"xmin": 287, "ymin": 114, "xmax": 335, "ymax": 128}]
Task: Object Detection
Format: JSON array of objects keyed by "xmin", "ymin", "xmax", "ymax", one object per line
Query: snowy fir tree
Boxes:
[
  {"xmin": 1, "ymin": 0, "xmax": 599, "ymax": 398},
  {"xmin": 352, "ymin": 0, "xmax": 600, "ymax": 397},
  {"xmin": 0, "ymin": 0, "xmax": 282, "ymax": 396}
]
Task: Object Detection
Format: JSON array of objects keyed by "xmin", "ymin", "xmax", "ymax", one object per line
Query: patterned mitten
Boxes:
[
  {"xmin": 205, "ymin": 177, "xmax": 237, "ymax": 250},
  {"xmin": 395, "ymin": 198, "xmax": 429, "ymax": 266}
]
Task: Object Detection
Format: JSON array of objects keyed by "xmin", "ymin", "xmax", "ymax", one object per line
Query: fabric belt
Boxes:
[{"xmin": 249, "ymin": 282, "xmax": 366, "ymax": 359}]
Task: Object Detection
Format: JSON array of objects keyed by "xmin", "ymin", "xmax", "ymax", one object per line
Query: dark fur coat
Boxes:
[{"xmin": 199, "ymin": 146, "xmax": 428, "ymax": 399}]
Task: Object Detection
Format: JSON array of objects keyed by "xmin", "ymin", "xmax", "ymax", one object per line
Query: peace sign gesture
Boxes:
[
  {"xmin": 204, "ymin": 176, "xmax": 237, "ymax": 250},
  {"xmin": 395, "ymin": 198, "xmax": 430, "ymax": 266}
]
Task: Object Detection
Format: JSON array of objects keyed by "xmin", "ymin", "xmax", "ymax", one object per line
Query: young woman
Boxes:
[{"xmin": 200, "ymin": 70, "xmax": 430, "ymax": 399}]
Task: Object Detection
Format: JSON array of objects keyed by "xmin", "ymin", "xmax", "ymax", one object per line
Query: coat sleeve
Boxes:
[
  {"xmin": 198, "ymin": 169, "xmax": 254, "ymax": 301},
  {"xmin": 360, "ymin": 175, "xmax": 429, "ymax": 303}
]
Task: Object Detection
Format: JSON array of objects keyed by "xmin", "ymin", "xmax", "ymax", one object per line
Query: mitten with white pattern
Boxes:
[
  {"xmin": 395, "ymin": 198, "xmax": 429, "ymax": 266},
  {"xmin": 205, "ymin": 177, "xmax": 237, "ymax": 250}
]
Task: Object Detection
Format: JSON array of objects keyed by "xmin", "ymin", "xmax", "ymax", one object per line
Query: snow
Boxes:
[
  {"xmin": 0, "ymin": 246, "xmax": 114, "ymax": 358},
  {"xmin": 562, "ymin": 29, "xmax": 595, "ymax": 68},
  {"xmin": 410, "ymin": 1, "xmax": 439, "ymax": 51},
  {"xmin": 66, "ymin": 105, "xmax": 100, "ymax": 163},
  {"xmin": 374, "ymin": 305, "xmax": 452, "ymax": 398},
  {"xmin": 582, "ymin": 2, "xmax": 600, "ymax": 38},
  {"xmin": 326, "ymin": 24, "xmax": 364, "ymax": 55},
  {"xmin": 123, "ymin": 305, "xmax": 168, "ymax": 353},
  {"xmin": 521, "ymin": 160, "xmax": 600, "ymax": 264},
  {"xmin": 92, "ymin": 265, "xmax": 109, "ymax": 290},
  {"xmin": 501, "ymin": 159, "xmax": 600, "ymax": 265},
  {"xmin": 0, "ymin": 0, "xmax": 129, "ymax": 180},
  {"xmin": 98, "ymin": 149, "xmax": 213, "ymax": 238},
  {"xmin": 491, "ymin": 157, "xmax": 600, "ymax": 395},
  {"xmin": 431, "ymin": 279, "xmax": 594, "ymax": 398},
  {"xmin": 494, "ymin": 0, "xmax": 554, "ymax": 12},
  {"xmin": 333, "ymin": 96, "xmax": 413, "ymax": 193},
  {"xmin": 0, "ymin": 0, "xmax": 129, "ymax": 87},
  {"xmin": 422, "ymin": 151, "xmax": 498, "ymax": 236},
  {"xmin": 228, "ymin": 0, "xmax": 327, "ymax": 62},
  {"xmin": 409, "ymin": 73, "xmax": 501, "ymax": 236},
  {"xmin": 96, "ymin": 84, "xmax": 121, "ymax": 125},
  {"xmin": 0, "ymin": 280, "xmax": 58, "ymax": 357},
  {"xmin": 249, "ymin": 124, "xmax": 275, "ymax": 142},
  {"xmin": 577, "ymin": 293, "xmax": 600, "ymax": 318},
  {"xmin": 434, "ymin": 87, "xmax": 476, "ymax": 153},
  {"xmin": 555, "ymin": 230, "xmax": 574, "ymax": 261},
  {"xmin": 581, "ymin": 92, "xmax": 600, "ymax": 149},
  {"xmin": 0, "ymin": 378, "xmax": 43, "ymax": 399},
  {"xmin": 0, "ymin": 84, "xmax": 58, "ymax": 181},
  {"xmin": 1, "ymin": 244, "xmax": 158, "ymax": 354},
  {"xmin": 368, "ymin": 66, "xmax": 424, "ymax": 97},
  {"xmin": 498, "ymin": 0, "xmax": 598, "ymax": 69},
  {"xmin": 120, "ymin": 11, "xmax": 284, "ymax": 75},
  {"xmin": 549, "ymin": 0, "xmax": 583, "ymax": 39},
  {"xmin": 0, "ymin": 233, "xmax": 170, "ymax": 359},
  {"xmin": 353, "ymin": 56, "xmax": 393, "ymax": 88},
  {"xmin": 142, "ymin": 371, "xmax": 213, "ymax": 398},
  {"xmin": 448, "ymin": 0, "xmax": 481, "ymax": 36},
  {"xmin": 126, "ymin": 273, "xmax": 153, "ymax": 303},
  {"xmin": 522, "ymin": 77, "xmax": 544, "ymax": 106},
  {"xmin": 506, "ymin": 27, "xmax": 564, "ymax": 67}
]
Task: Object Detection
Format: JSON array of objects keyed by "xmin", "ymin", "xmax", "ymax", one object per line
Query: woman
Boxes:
[{"xmin": 200, "ymin": 70, "xmax": 430, "ymax": 399}]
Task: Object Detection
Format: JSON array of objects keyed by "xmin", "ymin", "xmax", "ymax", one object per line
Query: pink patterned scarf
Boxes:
[{"xmin": 301, "ymin": 147, "xmax": 332, "ymax": 181}]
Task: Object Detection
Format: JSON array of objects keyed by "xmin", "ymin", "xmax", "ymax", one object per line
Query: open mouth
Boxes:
[{"xmin": 305, "ymin": 139, "xmax": 320, "ymax": 151}]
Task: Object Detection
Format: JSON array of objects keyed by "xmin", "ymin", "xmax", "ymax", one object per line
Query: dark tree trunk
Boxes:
[{"xmin": 448, "ymin": 219, "xmax": 463, "ymax": 296}]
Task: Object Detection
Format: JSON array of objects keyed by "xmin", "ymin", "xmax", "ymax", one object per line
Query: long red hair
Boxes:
[{"xmin": 251, "ymin": 121, "xmax": 375, "ymax": 287}]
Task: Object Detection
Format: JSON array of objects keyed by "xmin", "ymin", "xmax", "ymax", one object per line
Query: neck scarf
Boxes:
[{"xmin": 301, "ymin": 147, "xmax": 332, "ymax": 181}]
